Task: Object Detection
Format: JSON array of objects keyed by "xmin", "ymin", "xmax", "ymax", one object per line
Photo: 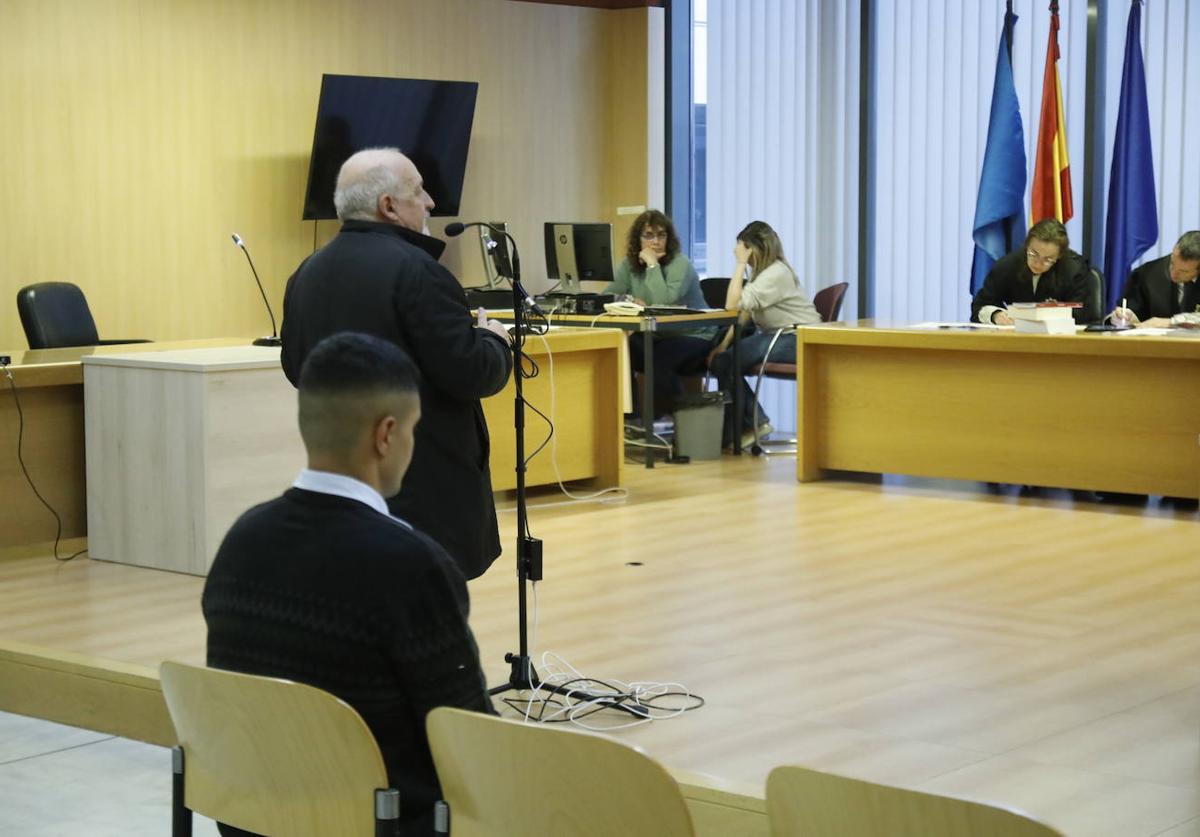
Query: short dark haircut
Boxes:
[
  {"xmin": 624, "ymin": 209, "xmax": 681, "ymax": 272},
  {"xmin": 298, "ymin": 332, "xmax": 421, "ymax": 454},
  {"xmin": 1025, "ymin": 218, "xmax": 1069, "ymax": 252},
  {"xmin": 1176, "ymin": 231, "xmax": 1200, "ymax": 262}
]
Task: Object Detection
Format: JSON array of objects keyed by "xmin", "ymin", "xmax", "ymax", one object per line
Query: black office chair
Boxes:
[
  {"xmin": 17, "ymin": 282, "xmax": 151, "ymax": 349},
  {"xmin": 678, "ymin": 277, "xmax": 733, "ymax": 389},
  {"xmin": 699, "ymin": 276, "xmax": 730, "ymax": 309},
  {"xmin": 1083, "ymin": 267, "xmax": 1105, "ymax": 323}
]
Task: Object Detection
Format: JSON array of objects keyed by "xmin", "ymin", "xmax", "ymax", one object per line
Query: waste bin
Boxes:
[{"xmin": 672, "ymin": 390, "xmax": 725, "ymax": 460}]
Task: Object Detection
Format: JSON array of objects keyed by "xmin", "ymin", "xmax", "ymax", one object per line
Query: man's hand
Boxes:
[
  {"xmin": 476, "ymin": 307, "xmax": 512, "ymax": 343},
  {"xmin": 992, "ymin": 311, "xmax": 1014, "ymax": 326},
  {"xmin": 1138, "ymin": 317, "xmax": 1171, "ymax": 329},
  {"xmin": 1110, "ymin": 306, "xmax": 1139, "ymax": 326}
]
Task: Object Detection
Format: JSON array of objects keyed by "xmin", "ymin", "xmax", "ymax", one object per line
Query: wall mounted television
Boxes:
[{"xmin": 302, "ymin": 74, "xmax": 479, "ymax": 220}]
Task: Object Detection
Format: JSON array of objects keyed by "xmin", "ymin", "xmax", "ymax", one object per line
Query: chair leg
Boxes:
[
  {"xmin": 171, "ymin": 746, "xmax": 192, "ymax": 837},
  {"xmin": 434, "ymin": 800, "xmax": 451, "ymax": 835},
  {"xmin": 375, "ymin": 788, "xmax": 401, "ymax": 837},
  {"xmin": 748, "ymin": 329, "xmax": 787, "ymax": 455}
]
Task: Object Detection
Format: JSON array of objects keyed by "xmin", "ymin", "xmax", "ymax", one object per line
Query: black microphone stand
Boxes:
[
  {"xmin": 231, "ymin": 234, "xmax": 282, "ymax": 347},
  {"xmin": 464, "ymin": 225, "xmax": 645, "ymax": 718},
  {"xmin": 488, "ymin": 226, "xmax": 542, "ymax": 695}
]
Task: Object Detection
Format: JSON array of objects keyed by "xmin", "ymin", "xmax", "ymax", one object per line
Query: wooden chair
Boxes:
[
  {"xmin": 159, "ymin": 660, "xmax": 406, "ymax": 837},
  {"xmin": 747, "ymin": 281, "xmax": 850, "ymax": 455},
  {"xmin": 426, "ymin": 706, "xmax": 694, "ymax": 836},
  {"xmin": 766, "ymin": 765, "xmax": 1064, "ymax": 837}
]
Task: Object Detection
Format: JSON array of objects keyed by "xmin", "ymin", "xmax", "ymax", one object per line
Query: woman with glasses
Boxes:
[
  {"xmin": 708, "ymin": 220, "xmax": 820, "ymax": 448},
  {"xmin": 971, "ymin": 218, "xmax": 1089, "ymax": 325},
  {"xmin": 605, "ymin": 209, "xmax": 717, "ymax": 418}
]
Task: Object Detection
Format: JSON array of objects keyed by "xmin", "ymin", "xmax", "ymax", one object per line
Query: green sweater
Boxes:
[{"xmin": 605, "ymin": 254, "xmax": 717, "ymax": 340}]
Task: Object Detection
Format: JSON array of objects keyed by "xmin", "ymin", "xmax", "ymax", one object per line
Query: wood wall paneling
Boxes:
[{"xmin": 0, "ymin": 0, "xmax": 653, "ymax": 346}]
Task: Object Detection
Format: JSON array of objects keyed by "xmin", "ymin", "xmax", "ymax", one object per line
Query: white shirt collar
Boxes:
[{"xmin": 292, "ymin": 469, "xmax": 396, "ymax": 520}]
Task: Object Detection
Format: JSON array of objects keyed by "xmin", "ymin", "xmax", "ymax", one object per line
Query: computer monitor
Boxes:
[
  {"xmin": 544, "ymin": 223, "xmax": 614, "ymax": 293},
  {"xmin": 477, "ymin": 222, "xmax": 513, "ymax": 289}
]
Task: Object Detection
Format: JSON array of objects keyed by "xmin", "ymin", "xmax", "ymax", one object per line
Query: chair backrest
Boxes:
[
  {"xmin": 159, "ymin": 661, "xmax": 390, "ymax": 837},
  {"xmin": 16, "ymin": 281, "xmax": 101, "ymax": 349},
  {"xmin": 700, "ymin": 276, "xmax": 731, "ymax": 308},
  {"xmin": 1084, "ymin": 267, "xmax": 1105, "ymax": 323},
  {"xmin": 812, "ymin": 282, "xmax": 849, "ymax": 322},
  {"xmin": 426, "ymin": 706, "xmax": 694, "ymax": 836},
  {"xmin": 766, "ymin": 765, "xmax": 1064, "ymax": 837}
]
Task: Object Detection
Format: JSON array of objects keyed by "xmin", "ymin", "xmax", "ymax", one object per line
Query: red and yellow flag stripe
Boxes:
[{"xmin": 1031, "ymin": 3, "xmax": 1073, "ymax": 223}]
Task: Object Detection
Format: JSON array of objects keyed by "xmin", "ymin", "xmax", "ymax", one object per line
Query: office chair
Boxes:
[
  {"xmin": 812, "ymin": 281, "xmax": 849, "ymax": 323},
  {"xmin": 699, "ymin": 276, "xmax": 731, "ymax": 309},
  {"xmin": 426, "ymin": 706, "xmax": 695, "ymax": 836},
  {"xmin": 747, "ymin": 281, "xmax": 850, "ymax": 455},
  {"xmin": 1084, "ymin": 267, "xmax": 1105, "ymax": 323},
  {"xmin": 766, "ymin": 764, "xmax": 1064, "ymax": 836},
  {"xmin": 16, "ymin": 282, "xmax": 151, "ymax": 349},
  {"xmin": 159, "ymin": 661, "xmax": 407, "ymax": 837},
  {"xmin": 679, "ymin": 276, "xmax": 733, "ymax": 393}
]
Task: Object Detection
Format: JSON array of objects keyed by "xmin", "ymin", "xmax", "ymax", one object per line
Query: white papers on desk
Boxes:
[
  {"xmin": 909, "ymin": 322, "xmax": 1011, "ymax": 330},
  {"xmin": 1115, "ymin": 327, "xmax": 1173, "ymax": 336}
]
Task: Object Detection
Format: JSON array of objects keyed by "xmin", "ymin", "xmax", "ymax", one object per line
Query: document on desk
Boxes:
[
  {"xmin": 909, "ymin": 322, "xmax": 1011, "ymax": 330},
  {"xmin": 1115, "ymin": 327, "xmax": 1174, "ymax": 336}
]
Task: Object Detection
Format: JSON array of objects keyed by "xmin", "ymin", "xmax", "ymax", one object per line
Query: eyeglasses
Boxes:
[
  {"xmin": 1026, "ymin": 250, "xmax": 1058, "ymax": 267},
  {"xmin": 640, "ymin": 230, "xmax": 668, "ymax": 242}
]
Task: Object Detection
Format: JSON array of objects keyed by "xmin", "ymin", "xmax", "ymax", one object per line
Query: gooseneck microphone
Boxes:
[
  {"xmin": 230, "ymin": 233, "xmax": 282, "ymax": 347},
  {"xmin": 444, "ymin": 222, "xmax": 542, "ymax": 315}
]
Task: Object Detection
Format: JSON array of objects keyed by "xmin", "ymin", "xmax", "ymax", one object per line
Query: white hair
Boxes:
[{"xmin": 332, "ymin": 148, "xmax": 416, "ymax": 221}]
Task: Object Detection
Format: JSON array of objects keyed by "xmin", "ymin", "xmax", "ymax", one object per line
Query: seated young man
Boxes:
[{"xmin": 202, "ymin": 332, "xmax": 494, "ymax": 837}]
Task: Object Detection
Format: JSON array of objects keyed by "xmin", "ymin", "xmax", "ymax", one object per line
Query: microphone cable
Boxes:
[{"xmin": 1, "ymin": 360, "xmax": 87, "ymax": 562}]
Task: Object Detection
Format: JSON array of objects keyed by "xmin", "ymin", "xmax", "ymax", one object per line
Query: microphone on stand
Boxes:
[
  {"xmin": 230, "ymin": 233, "xmax": 282, "ymax": 347},
  {"xmin": 444, "ymin": 222, "xmax": 543, "ymax": 316}
]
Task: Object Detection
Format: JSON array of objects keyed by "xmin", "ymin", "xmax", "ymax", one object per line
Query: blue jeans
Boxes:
[{"xmin": 709, "ymin": 328, "xmax": 796, "ymax": 440}]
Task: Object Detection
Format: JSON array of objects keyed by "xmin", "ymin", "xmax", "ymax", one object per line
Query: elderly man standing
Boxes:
[{"xmin": 281, "ymin": 148, "xmax": 512, "ymax": 580}]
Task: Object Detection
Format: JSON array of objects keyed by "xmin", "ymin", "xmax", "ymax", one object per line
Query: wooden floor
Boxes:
[{"xmin": 2, "ymin": 454, "xmax": 1198, "ymax": 837}]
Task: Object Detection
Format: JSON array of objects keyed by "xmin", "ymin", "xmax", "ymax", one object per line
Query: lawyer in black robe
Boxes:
[
  {"xmin": 971, "ymin": 219, "xmax": 1090, "ymax": 325},
  {"xmin": 1118, "ymin": 254, "xmax": 1200, "ymax": 322}
]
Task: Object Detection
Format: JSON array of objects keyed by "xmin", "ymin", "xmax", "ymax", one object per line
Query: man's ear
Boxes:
[
  {"xmin": 377, "ymin": 193, "xmax": 399, "ymax": 223},
  {"xmin": 374, "ymin": 415, "xmax": 398, "ymax": 456}
]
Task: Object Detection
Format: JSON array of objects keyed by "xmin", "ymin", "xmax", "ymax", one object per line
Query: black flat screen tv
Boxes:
[{"xmin": 302, "ymin": 74, "xmax": 479, "ymax": 220}]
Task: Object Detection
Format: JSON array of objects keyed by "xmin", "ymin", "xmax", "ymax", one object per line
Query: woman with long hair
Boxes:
[
  {"xmin": 708, "ymin": 220, "xmax": 819, "ymax": 447},
  {"xmin": 604, "ymin": 209, "xmax": 717, "ymax": 418}
]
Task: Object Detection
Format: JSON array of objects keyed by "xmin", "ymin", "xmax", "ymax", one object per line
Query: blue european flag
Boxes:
[
  {"xmin": 970, "ymin": 2, "xmax": 1027, "ymax": 295},
  {"xmin": 1103, "ymin": 0, "xmax": 1158, "ymax": 311}
]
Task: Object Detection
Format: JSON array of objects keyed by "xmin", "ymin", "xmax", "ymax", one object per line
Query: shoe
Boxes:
[{"xmin": 740, "ymin": 422, "xmax": 772, "ymax": 448}]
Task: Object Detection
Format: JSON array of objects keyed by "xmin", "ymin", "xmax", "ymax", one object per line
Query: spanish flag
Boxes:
[{"xmin": 1031, "ymin": 1, "xmax": 1073, "ymax": 223}]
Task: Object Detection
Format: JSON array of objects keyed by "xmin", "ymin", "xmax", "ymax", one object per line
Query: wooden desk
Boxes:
[
  {"xmin": 483, "ymin": 328, "xmax": 624, "ymax": 492},
  {"xmin": 496, "ymin": 309, "xmax": 740, "ymax": 467},
  {"xmin": 1, "ymin": 331, "xmax": 623, "ymax": 555},
  {"xmin": 83, "ymin": 346, "xmax": 304, "ymax": 574},
  {"xmin": 0, "ymin": 339, "xmax": 242, "ymax": 551},
  {"xmin": 796, "ymin": 321, "xmax": 1200, "ymax": 497}
]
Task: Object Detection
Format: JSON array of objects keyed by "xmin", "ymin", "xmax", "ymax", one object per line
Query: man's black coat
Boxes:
[{"xmin": 281, "ymin": 221, "xmax": 512, "ymax": 579}]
